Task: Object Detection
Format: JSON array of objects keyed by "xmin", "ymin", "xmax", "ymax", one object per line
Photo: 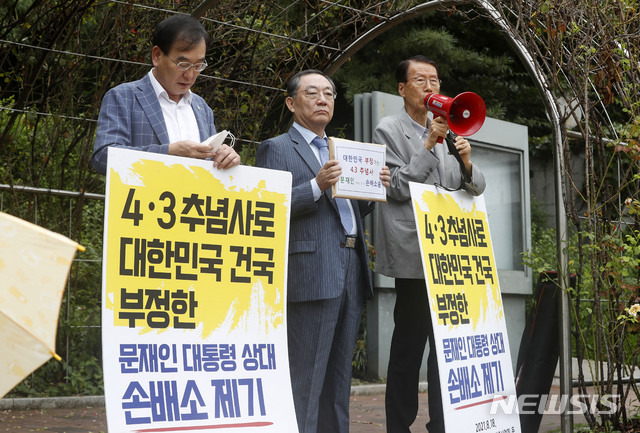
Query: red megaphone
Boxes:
[{"xmin": 424, "ymin": 92, "xmax": 486, "ymax": 143}]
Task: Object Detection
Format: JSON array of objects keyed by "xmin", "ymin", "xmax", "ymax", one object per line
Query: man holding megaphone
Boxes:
[{"xmin": 373, "ymin": 55, "xmax": 486, "ymax": 433}]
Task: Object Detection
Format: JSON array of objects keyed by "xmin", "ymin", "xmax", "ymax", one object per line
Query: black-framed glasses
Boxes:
[{"xmin": 166, "ymin": 55, "xmax": 208, "ymax": 72}]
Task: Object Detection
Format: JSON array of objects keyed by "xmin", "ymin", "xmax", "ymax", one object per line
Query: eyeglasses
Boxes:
[
  {"xmin": 166, "ymin": 54, "xmax": 208, "ymax": 72},
  {"xmin": 295, "ymin": 89, "xmax": 337, "ymax": 101},
  {"xmin": 408, "ymin": 76, "xmax": 441, "ymax": 87}
]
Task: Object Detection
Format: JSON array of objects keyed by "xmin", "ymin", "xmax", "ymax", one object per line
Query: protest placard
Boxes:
[
  {"xmin": 101, "ymin": 148, "xmax": 297, "ymax": 432},
  {"xmin": 410, "ymin": 182, "xmax": 521, "ymax": 433}
]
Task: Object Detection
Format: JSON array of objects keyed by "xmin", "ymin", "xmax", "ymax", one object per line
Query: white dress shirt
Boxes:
[
  {"xmin": 148, "ymin": 70, "xmax": 201, "ymax": 144},
  {"xmin": 292, "ymin": 122, "xmax": 357, "ymax": 235}
]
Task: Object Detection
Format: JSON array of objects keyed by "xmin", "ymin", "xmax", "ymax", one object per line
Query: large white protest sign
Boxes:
[
  {"xmin": 102, "ymin": 148, "xmax": 297, "ymax": 432},
  {"xmin": 410, "ymin": 182, "xmax": 521, "ymax": 433}
]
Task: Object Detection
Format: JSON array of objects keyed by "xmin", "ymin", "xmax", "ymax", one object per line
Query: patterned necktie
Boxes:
[{"xmin": 311, "ymin": 136, "xmax": 355, "ymax": 235}]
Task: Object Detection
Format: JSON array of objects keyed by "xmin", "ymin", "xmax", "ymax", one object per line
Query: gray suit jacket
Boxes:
[
  {"xmin": 373, "ymin": 108, "xmax": 486, "ymax": 279},
  {"xmin": 255, "ymin": 126, "xmax": 374, "ymax": 302},
  {"xmin": 91, "ymin": 74, "xmax": 216, "ymax": 175}
]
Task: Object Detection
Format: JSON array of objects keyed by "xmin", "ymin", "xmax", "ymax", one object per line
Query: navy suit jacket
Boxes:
[
  {"xmin": 91, "ymin": 73, "xmax": 216, "ymax": 174},
  {"xmin": 255, "ymin": 126, "xmax": 374, "ymax": 302}
]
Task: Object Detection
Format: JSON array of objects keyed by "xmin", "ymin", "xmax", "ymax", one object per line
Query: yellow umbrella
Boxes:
[{"xmin": 0, "ymin": 211, "xmax": 84, "ymax": 398}]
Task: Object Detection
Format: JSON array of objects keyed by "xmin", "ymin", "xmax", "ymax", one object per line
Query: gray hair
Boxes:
[{"xmin": 287, "ymin": 69, "xmax": 336, "ymax": 96}]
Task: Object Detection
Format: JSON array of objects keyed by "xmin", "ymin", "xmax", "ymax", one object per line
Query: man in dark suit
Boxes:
[
  {"xmin": 374, "ymin": 56, "xmax": 486, "ymax": 433},
  {"xmin": 255, "ymin": 70, "xmax": 390, "ymax": 433},
  {"xmin": 92, "ymin": 14, "xmax": 239, "ymax": 175}
]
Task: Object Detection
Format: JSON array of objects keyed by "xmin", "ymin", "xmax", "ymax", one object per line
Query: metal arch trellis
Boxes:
[
  {"xmin": 1, "ymin": 0, "xmax": 628, "ymax": 147},
  {"xmin": 326, "ymin": 0, "xmax": 573, "ymax": 433},
  {"xmin": 323, "ymin": 2, "xmax": 568, "ymax": 431},
  {"xmin": 324, "ymin": 1, "xmax": 637, "ymax": 432},
  {"xmin": 0, "ymin": 1, "xmax": 638, "ymax": 424}
]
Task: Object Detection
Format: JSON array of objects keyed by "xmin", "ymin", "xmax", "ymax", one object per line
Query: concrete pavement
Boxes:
[{"xmin": 0, "ymin": 383, "xmax": 598, "ymax": 432}]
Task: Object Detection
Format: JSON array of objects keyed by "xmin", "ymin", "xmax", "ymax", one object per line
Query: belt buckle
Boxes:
[{"xmin": 345, "ymin": 236, "xmax": 357, "ymax": 248}]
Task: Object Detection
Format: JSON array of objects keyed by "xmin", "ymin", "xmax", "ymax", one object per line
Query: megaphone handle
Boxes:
[{"xmin": 432, "ymin": 114, "xmax": 445, "ymax": 144}]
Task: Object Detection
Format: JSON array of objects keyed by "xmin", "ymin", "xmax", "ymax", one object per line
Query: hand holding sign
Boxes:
[{"xmin": 328, "ymin": 137, "xmax": 387, "ymax": 202}]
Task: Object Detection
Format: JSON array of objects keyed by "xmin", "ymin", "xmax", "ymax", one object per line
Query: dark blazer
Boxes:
[
  {"xmin": 255, "ymin": 126, "xmax": 374, "ymax": 302},
  {"xmin": 91, "ymin": 73, "xmax": 216, "ymax": 175}
]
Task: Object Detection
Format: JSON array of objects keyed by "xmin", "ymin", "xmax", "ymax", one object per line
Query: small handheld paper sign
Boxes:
[{"xmin": 328, "ymin": 137, "xmax": 386, "ymax": 202}]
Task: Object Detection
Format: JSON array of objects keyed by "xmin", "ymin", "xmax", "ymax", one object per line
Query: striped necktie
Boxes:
[{"xmin": 311, "ymin": 136, "xmax": 354, "ymax": 235}]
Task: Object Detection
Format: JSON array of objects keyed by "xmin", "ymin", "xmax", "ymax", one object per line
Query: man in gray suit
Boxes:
[
  {"xmin": 255, "ymin": 70, "xmax": 390, "ymax": 433},
  {"xmin": 373, "ymin": 56, "xmax": 486, "ymax": 433},
  {"xmin": 92, "ymin": 14, "xmax": 239, "ymax": 175}
]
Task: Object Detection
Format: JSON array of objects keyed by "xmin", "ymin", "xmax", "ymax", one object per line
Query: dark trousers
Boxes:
[
  {"xmin": 287, "ymin": 247, "xmax": 363, "ymax": 433},
  {"xmin": 385, "ymin": 278, "xmax": 444, "ymax": 433}
]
